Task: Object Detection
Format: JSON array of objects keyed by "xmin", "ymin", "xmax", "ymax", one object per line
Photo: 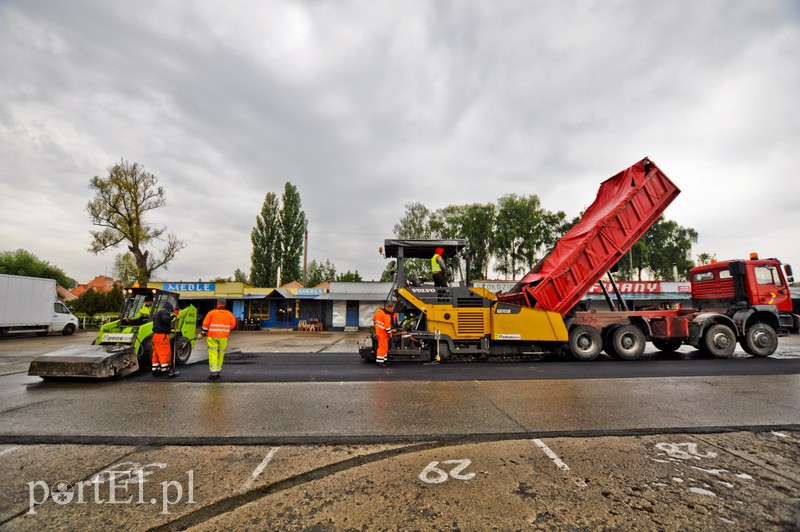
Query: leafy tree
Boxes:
[
  {"xmin": 491, "ymin": 194, "xmax": 541, "ymax": 279},
  {"xmin": 279, "ymin": 182, "xmax": 307, "ymax": 284},
  {"xmin": 250, "ymin": 192, "xmax": 281, "ymax": 286},
  {"xmin": 112, "ymin": 252, "xmax": 139, "ymax": 286},
  {"xmin": 391, "ymin": 202, "xmax": 435, "ymax": 281},
  {"xmin": 233, "ymin": 269, "xmax": 249, "ymax": 283},
  {"xmin": 617, "ymin": 217, "xmax": 698, "ymax": 280},
  {"xmin": 459, "ymin": 203, "xmax": 496, "ymax": 279},
  {"xmin": 696, "ymin": 252, "xmax": 715, "ymax": 266},
  {"xmin": 105, "ymin": 285, "xmax": 125, "ymax": 312},
  {"xmin": 306, "ymin": 259, "xmax": 337, "ymax": 287},
  {"xmin": 393, "ymin": 202, "xmax": 434, "ymax": 239},
  {"xmin": 336, "ymin": 270, "xmax": 363, "ymax": 282},
  {"xmin": 0, "ymin": 249, "xmax": 75, "ymax": 288},
  {"xmin": 86, "ymin": 159, "xmax": 185, "ymax": 283}
]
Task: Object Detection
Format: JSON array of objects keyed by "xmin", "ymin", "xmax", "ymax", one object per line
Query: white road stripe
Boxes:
[
  {"xmin": 533, "ymin": 439, "xmax": 570, "ymax": 471},
  {"xmin": 245, "ymin": 447, "xmax": 279, "ymax": 489},
  {"xmin": 0, "ymin": 446, "xmax": 19, "ymax": 457}
]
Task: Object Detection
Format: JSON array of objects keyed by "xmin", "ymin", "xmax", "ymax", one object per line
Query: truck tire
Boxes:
[
  {"xmin": 612, "ymin": 325, "xmax": 645, "ymax": 360},
  {"xmin": 569, "ymin": 325, "xmax": 602, "ymax": 361},
  {"xmin": 173, "ymin": 336, "xmax": 192, "ymax": 365},
  {"xmin": 703, "ymin": 324, "xmax": 736, "ymax": 358},
  {"xmin": 652, "ymin": 339, "xmax": 682, "ymax": 353},
  {"xmin": 62, "ymin": 324, "xmax": 76, "ymax": 336},
  {"xmin": 602, "ymin": 326, "xmax": 620, "ymax": 358},
  {"xmin": 742, "ymin": 323, "xmax": 778, "ymax": 357}
]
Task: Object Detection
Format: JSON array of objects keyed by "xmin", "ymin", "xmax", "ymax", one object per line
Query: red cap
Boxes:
[{"xmin": 435, "ymin": 247, "xmax": 444, "ymax": 255}]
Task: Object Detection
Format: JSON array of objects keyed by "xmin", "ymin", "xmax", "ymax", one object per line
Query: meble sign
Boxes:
[{"xmin": 165, "ymin": 283, "xmax": 216, "ymax": 292}]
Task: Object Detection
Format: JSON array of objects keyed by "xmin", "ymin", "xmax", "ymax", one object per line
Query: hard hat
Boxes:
[{"xmin": 435, "ymin": 247, "xmax": 444, "ymax": 255}]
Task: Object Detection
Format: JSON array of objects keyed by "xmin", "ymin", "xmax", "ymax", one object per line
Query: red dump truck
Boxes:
[{"xmin": 498, "ymin": 158, "xmax": 797, "ymax": 360}]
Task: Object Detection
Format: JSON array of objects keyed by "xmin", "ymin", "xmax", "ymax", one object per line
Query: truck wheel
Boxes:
[
  {"xmin": 742, "ymin": 323, "xmax": 778, "ymax": 357},
  {"xmin": 137, "ymin": 337, "xmax": 153, "ymax": 371},
  {"xmin": 703, "ymin": 324, "xmax": 736, "ymax": 358},
  {"xmin": 652, "ymin": 339, "xmax": 682, "ymax": 353},
  {"xmin": 173, "ymin": 336, "xmax": 192, "ymax": 365},
  {"xmin": 62, "ymin": 324, "xmax": 76, "ymax": 336},
  {"xmin": 612, "ymin": 325, "xmax": 645, "ymax": 360},
  {"xmin": 602, "ymin": 326, "xmax": 619, "ymax": 358},
  {"xmin": 569, "ymin": 325, "xmax": 602, "ymax": 361}
]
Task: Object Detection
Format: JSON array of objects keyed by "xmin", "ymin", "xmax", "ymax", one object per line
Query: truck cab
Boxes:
[{"xmin": 690, "ymin": 257, "xmax": 797, "ymax": 335}]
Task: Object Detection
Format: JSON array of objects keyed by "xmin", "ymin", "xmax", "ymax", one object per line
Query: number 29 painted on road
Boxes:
[{"xmin": 418, "ymin": 459, "xmax": 475, "ymax": 484}]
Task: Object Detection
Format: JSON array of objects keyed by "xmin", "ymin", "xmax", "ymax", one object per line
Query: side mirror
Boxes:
[{"xmin": 785, "ymin": 264, "xmax": 794, "ymax": 284}]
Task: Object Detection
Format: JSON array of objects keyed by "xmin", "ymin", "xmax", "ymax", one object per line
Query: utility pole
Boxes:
[{"xmin": 302, "ymin": 225, "xmax": 308, "ymax": 287}]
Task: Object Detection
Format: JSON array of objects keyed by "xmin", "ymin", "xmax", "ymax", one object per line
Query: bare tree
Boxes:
[{"xmin": 87, "ymin": 159, "xmax": 185, "ymax": 283}]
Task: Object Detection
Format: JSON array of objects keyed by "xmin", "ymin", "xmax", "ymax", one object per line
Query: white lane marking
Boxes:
[
  {"xmin": 690, "ymin": 466, "xmax": 728, "ymax": 476},
  {"xmin": 245, "ymin": 447, "xmax": 279, "ymax": 489},
  {"xmin": 690, "ymin": 487, "xmax": 717, "ymax": 497},
  {"xmin": 735, "ymin": 472, "xmax": 753, "ymax": 480},
  {"xmin": 0, "ymin": 446, "xmax": 19, "ymax": 457},
  {"xmin": 771, "ymin": 431, "xmax": 788, "ymax": 438},
  {"xmin": 532, "ymin": 439, "xmax": 587, "ymax": 487},
  {"xmin": 533, "ymin": 439, "xmax": 569, "ymax": 471}
]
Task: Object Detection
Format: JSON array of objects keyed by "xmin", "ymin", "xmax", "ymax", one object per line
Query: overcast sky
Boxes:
[{"xmin": 1, "ymin": 0, "xmax": 798, "ymax": 285}]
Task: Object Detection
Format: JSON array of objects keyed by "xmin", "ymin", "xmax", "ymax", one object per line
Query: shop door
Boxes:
[{"xmin": 345, "ymin": 301, "xmax": 359, "ymax": 327}]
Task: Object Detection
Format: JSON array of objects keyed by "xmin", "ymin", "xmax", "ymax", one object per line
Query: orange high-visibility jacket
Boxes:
[
  {"xmin": 373, "ymin": 308, "xmax": 393, "ymax": 335},
  {"xmin": 202, "ymin": 307, "xmax": 237, "ymax": 338}
]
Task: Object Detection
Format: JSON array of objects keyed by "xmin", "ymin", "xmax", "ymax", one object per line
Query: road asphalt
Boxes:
[{"xmin": 0, "ymin": 330, "xmax": 797, "ymax": 530}]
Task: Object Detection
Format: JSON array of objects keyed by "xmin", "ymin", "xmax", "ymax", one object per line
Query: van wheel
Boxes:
[
  {"xmin": 703, "ymin": 324, "xmax": 736, "ymax": 358},
  {"xmin": 173, "ymin": 336, "xmax": 192, "ymax": 365},
  {"xmin": 742, "ymin": 323, "xmax": 778, "ymax": 357},
  {"xmin": 62, "ymin": 324, "xmax": 76, "ymax": 336},
  {"xmin": 569, "ymin": 325, "xmax": 602, "ymax": 361},
  {"xmin": 612, "ymin": 325, "xmax": 645, "ymax": 360}
]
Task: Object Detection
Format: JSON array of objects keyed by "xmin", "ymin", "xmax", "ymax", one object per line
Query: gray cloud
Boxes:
[{"xmin": 1, "ymin": 0, "xmax": 798, "ymax": 284}]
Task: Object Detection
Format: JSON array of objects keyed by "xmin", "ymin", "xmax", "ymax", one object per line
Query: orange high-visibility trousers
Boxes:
[
  {"xmin": 152, "ymin": 333, "xmax": 171, "ymax": 369},
  {"xmin": 375, "ymin": 329, "xmax": 389, "ymax": 362}
]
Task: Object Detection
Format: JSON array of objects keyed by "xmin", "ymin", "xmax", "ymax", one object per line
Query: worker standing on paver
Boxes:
[
  {"xmin": 431, "ymin": 247, "xmax": 448, "ymax": 287},
  {"xmin": 201, "ymin": 299, "xmax": 237, "ymax": 380},
  {"xmin": 372, "ymin": 301, "xmax": 395, "ymax": 365},
  {"xmin": 151, "ymin": 301, "xmax": 175, "ymax": 377}
]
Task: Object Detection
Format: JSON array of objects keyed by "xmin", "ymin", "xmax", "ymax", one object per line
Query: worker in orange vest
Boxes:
[
  {"xmin": 372, "ymin": 301, "xmax": 395, "ymax": 365},
  {"xmin": 201, "ymin": 299, "xmax": 237, "ymax": 380}
]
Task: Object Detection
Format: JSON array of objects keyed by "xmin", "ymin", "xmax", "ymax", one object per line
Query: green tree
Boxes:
[
  {"xmin": 617, "ymin": 217, "xmax": 698, "ymax": 280},
  {"xmin": 391, "ymin": 202, "xmax": 434, "ymax": 281},
  {"xmin": 696, "ymin": 252, "xmax": 715, "ymax": 266},
  {"xmin": 459, "ymin": 203, "xmax": 496, "ymax": 279},
  {"xmin": 105, "ymin": 285, "xmax": 125, "ymax": 312},
  {"xmin": 0, "ymin": 249, "xmax": 75, "ymax": 288},
  {"xmin": 491, "ymin": 194, "xmax": 541, "ymax": 279},
  {"xmin": 233, "ymin": 269, "xmax": 249, "ymax": 283},
  {"xmin": 393, "ymin": 202, "xmax": 433, "ymax": 239},
  {"xmin": 278, "ymin": 182, "xmax": 307, "ymax": 284},
  {"xmin": 250, "ymin": 192, "xmax": 281, "ymax": 286},
  {"xmin": 336, "ymin": 270, "xmax": 363, "ymax": 282},
  {"xmin": 86, "ymin": 159, "xmax": 185, "ymax": 283},
  {"xmin": 111, "ymin": 252, "xmax": 139, "ymax": 286},
  {"xmin": 306, "ymin": 259, "xmax": 337, "ymax": 287}
]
